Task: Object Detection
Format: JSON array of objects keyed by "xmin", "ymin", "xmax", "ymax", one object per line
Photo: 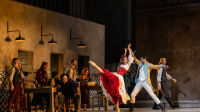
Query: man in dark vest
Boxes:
[
  {"xmin": 153, "ymin": 58, "xmax": 177, "ymax": 109},
  {"xmin": 7, "ymin": 58, "xmax": 26, "ymax": 112}
]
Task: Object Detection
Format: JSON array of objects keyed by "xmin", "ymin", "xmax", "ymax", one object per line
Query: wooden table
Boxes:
[{"xmin": 25, "ymin": 87, "xmax": 57, "ymax": 112}]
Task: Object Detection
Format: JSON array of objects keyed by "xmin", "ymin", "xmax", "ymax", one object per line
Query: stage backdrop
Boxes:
[{"xmin": 134, "ymin": 4, "xmax": 200, "ymax": 107}]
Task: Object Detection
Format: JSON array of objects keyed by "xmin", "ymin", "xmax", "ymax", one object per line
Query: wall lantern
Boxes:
[
  {"xmin": 5, "ymin": 21, "xmax": 25, "ymax": 42},
  {"xmin": 39, "ymin": 26, "xmax": 57, "ymax": 45},
  {"xmin": 69, "ymin": 29, "xmax": 86, "ymax": 48}
]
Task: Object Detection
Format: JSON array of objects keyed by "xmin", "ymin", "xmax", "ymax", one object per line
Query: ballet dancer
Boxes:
[{"xmin": 89, "ymin": 43, "xmax": 134, "ymax": 112}]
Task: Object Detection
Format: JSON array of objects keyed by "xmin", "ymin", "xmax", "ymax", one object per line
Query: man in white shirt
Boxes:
[
  {"xmin": 139, "ymin": 65, "xmax": 146, "ymax": 81},
  {"xmin": 69, "ymin": 59, "xmax": 78, "ymax": 81},
  {"xmin": 129, "ymin": 55, "xmax": 167, "ymax": 112}
]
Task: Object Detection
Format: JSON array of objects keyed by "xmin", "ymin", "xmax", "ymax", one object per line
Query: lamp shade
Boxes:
[
  {"xmin": 39, "ymin": 40, "xmax": 44, "ymax": 45},
  {"xmin": 77, "ymin": 41, "xmax": 86, "ymax": 48},
  {"xmin": 5, "ymin": 36, "xmax": 11, "ymax": 42},
  {"xmin": 48, "ymin": 38, "xmax": 57, "ymax": 45},
  {"xmin": 15, "ymin": 34, "xmax": 25, "ymax": 42}
]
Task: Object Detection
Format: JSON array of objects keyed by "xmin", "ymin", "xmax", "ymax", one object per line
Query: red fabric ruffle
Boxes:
[
  {"xmin": 117, "ymin": 67, "xmax": 127, "ymax": 76},
  {"xmin": 100, "ymin": 68, "xmax": 123, "ymax": 104}
]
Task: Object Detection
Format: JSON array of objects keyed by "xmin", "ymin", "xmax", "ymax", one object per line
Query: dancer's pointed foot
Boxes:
[
  {"xmin": 89, "ymin": 61, "xmax": 104, "ymax": 73},
  {"xmin": 89, "ymin": 61, "xmax": 96, "ymax": 67}
]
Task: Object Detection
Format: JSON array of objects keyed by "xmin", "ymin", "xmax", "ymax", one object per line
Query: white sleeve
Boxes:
[
  {"xmin": 120, "ymin": 54, "xmax": 134, "ymax": 71},
  {"xmin": 157, "ymin": 68, "xmax": 162, "ymax": 81},
  {"xmin": 128, "ymin": 54, "xmax": 134, "ymax": 66},
  {"xmin": 166, "ymin": 73, "xmax": 173, "ymax": 80},
  {"xmin": 10, "ymin": 67, "xmax": 15, "ymax": 81}
]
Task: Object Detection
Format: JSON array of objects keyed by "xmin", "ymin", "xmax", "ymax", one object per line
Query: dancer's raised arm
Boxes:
[
  {"xmin": 127, "ymin": 44, "xmax": 134, "ymax": 67},
  {"xmin": 124, "ymin": 48, "xmax": 127, "ymax": 56},
  {"xmin": 131, "ymin": 53, "xmax": 140, "ymax": 65}
]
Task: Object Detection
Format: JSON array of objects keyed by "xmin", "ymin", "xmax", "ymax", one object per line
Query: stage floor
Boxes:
[{"xmin": 80, "ymin": 108, "xmax": 200, "ymax": 112}]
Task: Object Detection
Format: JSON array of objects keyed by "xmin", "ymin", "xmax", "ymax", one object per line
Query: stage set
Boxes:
[
  {"xmin": 82, "ymin": 108, "xmax": 200, "ymax": 112},
  {"xmin": 0, "ymin": 0, "xmax": 200, "ymax": 112}
]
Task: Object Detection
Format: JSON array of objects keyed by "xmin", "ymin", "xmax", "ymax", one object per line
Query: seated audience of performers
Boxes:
[
  {"xmin": 55, "ymin": 73, "xmax": 79, "ymax": 112},
  {"xmin": 7, "ymin": 58, "xmax": 26, "ymax": 112},
  {"xmin": 79, "ymin": 67, "xmax": 90, "ymax": 111},
  {"xmin": 31, "ymin": 62, "xmax": 50, "ymax": 111},
  {"xmin": 69, "ymin": 59, "xmax": 78, "ymax": 81}
]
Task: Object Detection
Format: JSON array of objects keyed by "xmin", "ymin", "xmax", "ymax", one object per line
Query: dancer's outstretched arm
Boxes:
[
  {"xmin": 131, "ymin": 54, "xmax": 141, "ymax": 65},
  {"xmin": 149, "ymin": 63, "xmax": 163, "ymax": 70},
  {"xmin": 149, "ymin": 63, "xmax": 168, "ymax": 70},
  {"xmin": 166, "ymin": 73, "xmax": 177, "ymax": 83},
  {"xmin": 89, "ymin": 61, "xmax": 104, "ymax": 74}
]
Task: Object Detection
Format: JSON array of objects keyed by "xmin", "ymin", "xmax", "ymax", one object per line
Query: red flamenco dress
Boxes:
[{"xmin": 100, "ymin": 55, "xmax": 134, "ymax": 105}]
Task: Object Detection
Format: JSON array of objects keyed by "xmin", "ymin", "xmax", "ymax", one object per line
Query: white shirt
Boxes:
[
  {"xmin": 157, "ymin": 68, "xmax": 173, "ymax": 81},
  {"xmin": 119, "ymin": 54, "xmax": 134, "ymax": 71},
  {"xmin": 10, "ymin": 66, "xmax": 25, "ymax": 81},
  {"xmin": 139, "ymin": 65, "xmax": 146, "ymax": 81}
]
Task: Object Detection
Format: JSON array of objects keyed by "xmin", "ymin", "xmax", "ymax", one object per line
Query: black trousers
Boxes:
[
  {"xmin": 65, "ymin": 95, "xmax": 79, "ymax": 112},
  {"xmin": 31, "ymin": 93, "xmax": 50, "ymax": 110},
  {"xmin": 153, "ymin": 80, "xmax": 173, "ymax": 108}
]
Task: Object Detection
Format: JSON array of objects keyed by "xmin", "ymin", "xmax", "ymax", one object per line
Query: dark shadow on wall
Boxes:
[{"xmin": 171, "ymin": 82, "xmax": 187, "ymax": 108}]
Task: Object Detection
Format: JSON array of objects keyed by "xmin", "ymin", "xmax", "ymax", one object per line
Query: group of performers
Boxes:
[
  {"xmin": 6, "ymin": 58, "xmax": 90, "ymax": 112},
  {"xmin": 7, "ymin": 43, "xmax": 177, "ymax": 112},
  {"xmin": 89, "ymin": 43, "xmax": 177, "ymax": 112}
]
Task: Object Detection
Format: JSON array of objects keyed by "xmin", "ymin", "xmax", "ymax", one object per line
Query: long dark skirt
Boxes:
[{"xmin": 80, "ymin": 87, "xmax": 90, "ymax": 105}]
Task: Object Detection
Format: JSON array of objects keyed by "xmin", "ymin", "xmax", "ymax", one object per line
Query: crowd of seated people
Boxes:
[{"xmin": 7, "ymin": 58, "xmax": 92, "ymax": 112}]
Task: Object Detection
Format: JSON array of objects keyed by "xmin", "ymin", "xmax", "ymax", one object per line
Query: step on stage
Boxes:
[{"xmin": 80, "ymin": 108, "xmax": 200, "ymax": 112}]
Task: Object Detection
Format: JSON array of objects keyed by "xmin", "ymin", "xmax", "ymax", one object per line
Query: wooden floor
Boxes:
[{"xmin": 80, "ymin": 108, "xmax": 200, "ymax": 112}]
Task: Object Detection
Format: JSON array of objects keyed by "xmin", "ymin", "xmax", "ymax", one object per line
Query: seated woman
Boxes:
[
  {"xmin": 55, "ymin": 73, "xmax": 79, "ymax": 112},
  {"xmin": 31, "ymin": 62, "xmax": 50, "ymax": 111},
  {"xmin": 79, "ymin": 67, "xmax": 90, "ymax": 111}
]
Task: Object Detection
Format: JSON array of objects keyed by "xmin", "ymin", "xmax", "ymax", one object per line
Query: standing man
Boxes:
[
  {"xmin": 129, "ymin": 53, "xmax": 166, "ymax": 112},
  {"xmin": 153, "ymin": 58, "xmax": 177, "ymax": 109},
  {"xmin": 69, "ymin": 59, "xmax": 78, "ymax": 81},
  {"xmin": 7, "ymin": 58, "xmax": 26, "ymax": 112}
]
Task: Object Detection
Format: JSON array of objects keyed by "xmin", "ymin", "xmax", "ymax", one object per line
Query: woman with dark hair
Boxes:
[
  {"xmin": 79, "ymin": 67, "xmax": 90, "ymax": 111},
  {"xmin": 36, "ymin": 62, "xmax": 48, "ymax": 87},
  {"xmin": 89, "ymin": 43, "xmax": 134, "ymax": 112},
  {"xmin": 32, "ymin": 62, "xmax": 50, "ymax": 111}
]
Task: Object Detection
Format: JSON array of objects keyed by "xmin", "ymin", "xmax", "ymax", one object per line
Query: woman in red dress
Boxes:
[{"xmin": 89, "ymin": 43, "xmax": 134, "ymax": 112}]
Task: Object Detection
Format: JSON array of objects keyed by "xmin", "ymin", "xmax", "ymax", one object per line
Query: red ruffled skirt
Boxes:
[{"xmin": 100, "ymin": 68, "xmax": 123, "ymax": 104}]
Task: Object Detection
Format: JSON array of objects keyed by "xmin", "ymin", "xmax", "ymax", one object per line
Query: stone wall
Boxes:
[
  {"xmin": 0, "ymin": 0, "xmax": 105, "ymax": 74},
  {"xmin": 135, "ymin": 5, "xmax": 200, "ymax": 107}
]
